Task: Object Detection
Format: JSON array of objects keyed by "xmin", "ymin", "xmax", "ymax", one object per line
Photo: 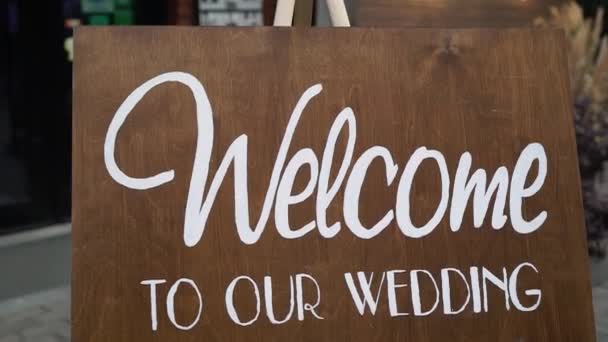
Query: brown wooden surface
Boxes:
[
  {"xmin": 352, "ymin": 0, "xmax": 566, "ymax": 27},
  {"xmin": 73, "ymin": 27, "xmax": 595, "ymax": 341}
]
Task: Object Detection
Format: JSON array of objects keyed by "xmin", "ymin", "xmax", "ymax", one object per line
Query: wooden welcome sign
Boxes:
[{"xmin": 73, "ymin": 27, "xmax": 596, "ymax": 341}]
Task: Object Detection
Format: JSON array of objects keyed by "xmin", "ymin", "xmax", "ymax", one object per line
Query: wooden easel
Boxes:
[{"xmin": 273, "ymin": 0, "xmax": 350, "ymax": 27}]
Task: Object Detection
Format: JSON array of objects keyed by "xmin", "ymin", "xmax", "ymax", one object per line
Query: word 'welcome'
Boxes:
[{"xmin": 104, "ymin": 72, "xmax": 548, "ymax": 247}]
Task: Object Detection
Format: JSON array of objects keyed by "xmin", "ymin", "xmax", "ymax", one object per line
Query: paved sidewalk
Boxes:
[
  {"xmin": 0, "ymin": 287, "xmax": 69, "ymax": 342},
  {"xmin": 3, "ymin": 283, "xmax": 608, "ymax": 341},
  {"xmin": 594, "ymin": 281, "xmax": 608, "ymax": 341}
]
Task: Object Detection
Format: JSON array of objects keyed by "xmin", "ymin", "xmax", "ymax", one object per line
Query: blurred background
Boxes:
[{"xmin": 2, "ymin": 0, "xmax": 608, "ymax": 341}]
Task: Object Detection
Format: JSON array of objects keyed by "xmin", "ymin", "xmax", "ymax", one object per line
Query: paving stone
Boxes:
[
  {"xmin": 0, "ymin": 307, "xmax": 44, "ymax": 326},
  {"xmin": 24, "ymin": 336, "xmax": 57, "ymax": 342},
  {"xmin": 53, "ymin": 333, "xmax": 70, "ymax": 342},
  {"xmin": 0, "ymin": 334, "xmax": 19, "ymax": 342},
  {"xmin": 54, "ymin": 323, "xmax": 70, "ymax": 339},
  {"xmin": 0, "ymin": 317, "xmax": 36, "ymax": 337},
  {"xmin": 0, "ymin": 287, "xmax": 69, "ymax": 341},
  {"xmin": 21, "ymin": 323, "xmax": 52, "ymax": 338}
]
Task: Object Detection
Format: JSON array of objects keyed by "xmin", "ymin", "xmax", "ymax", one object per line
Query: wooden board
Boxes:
[
  {"xmin": 73, "ymin": 27, "xmax": 595, "ymax": 341},
  {"xmin": 352, "ymin": 0, "xmax": 565, "ymax": 27}
]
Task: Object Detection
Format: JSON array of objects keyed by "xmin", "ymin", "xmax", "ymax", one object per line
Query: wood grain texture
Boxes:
[
  {"xmin": 73, "ymin": 27, "xmax": 595, "ymax": 341},
  {"xmin": 352, "ymin": 0, "xmax": 566, "ymax": 27}
]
